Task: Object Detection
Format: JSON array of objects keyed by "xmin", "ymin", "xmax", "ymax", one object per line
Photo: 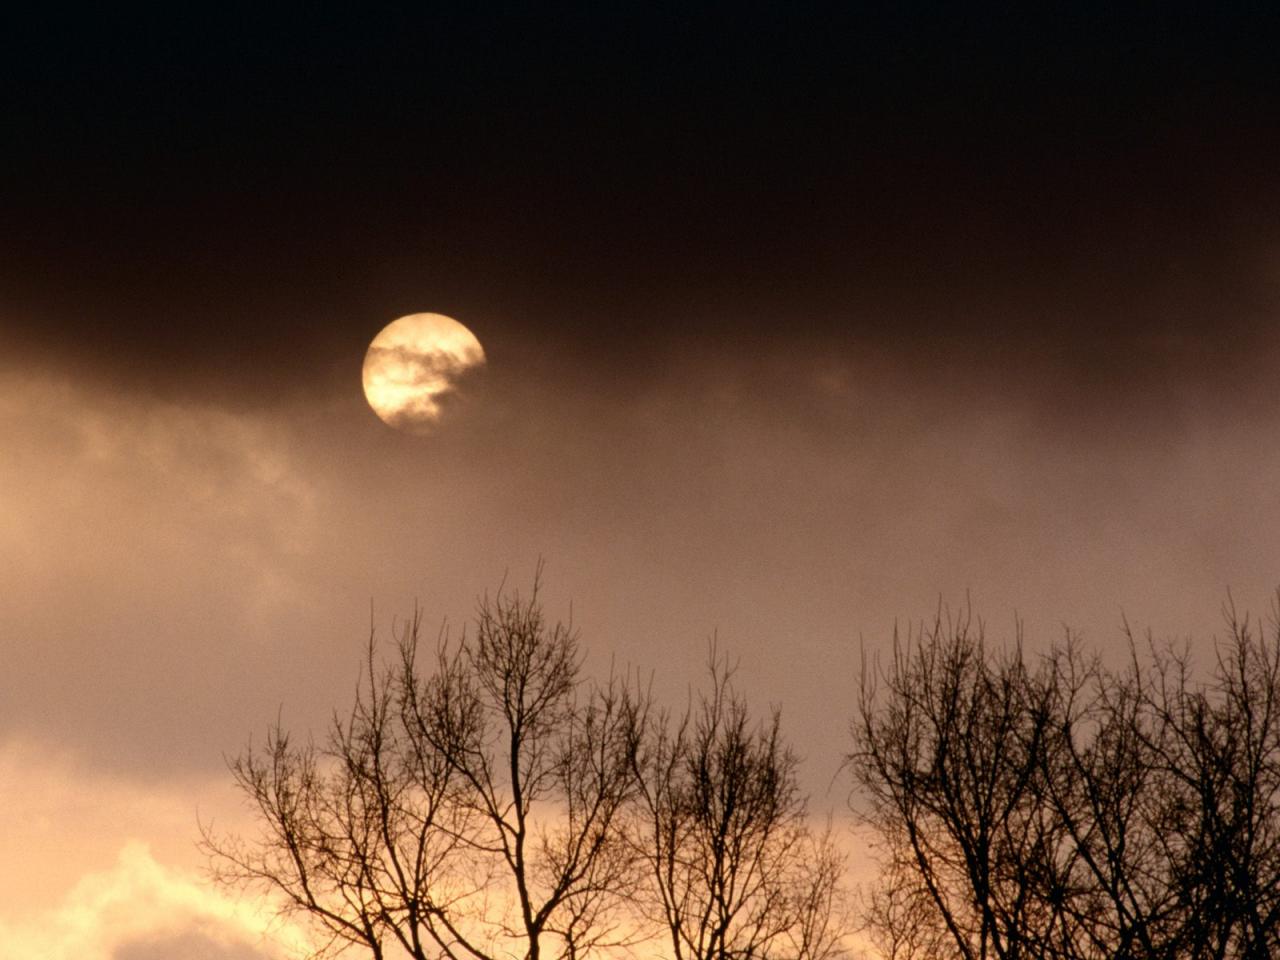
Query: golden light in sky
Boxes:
[{"xmin": 362, "ymin": 313, "xmax": 486, "ymax": 433}]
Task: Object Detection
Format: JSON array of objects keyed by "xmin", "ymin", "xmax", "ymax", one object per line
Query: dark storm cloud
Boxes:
[{"xmin": 3, "ymin": 6, "xmax": 1279, "ymax": 412}]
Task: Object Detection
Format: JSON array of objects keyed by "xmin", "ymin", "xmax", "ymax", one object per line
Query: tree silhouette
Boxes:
[
  {"xmin": 204, "ymin": 577, "xmax": 643, "ymax": 960},
  {"xmin": 629, "ymin": 646, "xmax": 849, "ymax": 960},
  {"xmin": 849, "ymin": 608, "xmax": 1055, "ymax": 960},
  {"xmin": 849, "ymin": 596, "xmax": 1280, "ymax": 960},
  {"xmin": 1137, "ymin": 602, "xmax": 1280, "ymax": 959}
]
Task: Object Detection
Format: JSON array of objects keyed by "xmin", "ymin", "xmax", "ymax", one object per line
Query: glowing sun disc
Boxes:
[{"xmin": 362, "ymin": 313, "xmax": 486, "ymax": 433}]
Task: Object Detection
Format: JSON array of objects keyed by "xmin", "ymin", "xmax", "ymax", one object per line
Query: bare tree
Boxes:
[
  {"xmin": 630, "ymin": 646, "xmax": 849, "ymax": 960},
  {"xmin": 850, "ymin": 595, "xmax": 1280, "ymax": 960},
  {"xmin": 1029, "ymin": 638, "xmax": 1185, "ymax": 960},
  {"xmin": 849, "ymin": 607, "xmax": 1056, "ymax": 960},
  {"xmin": 205, "ymin": 577, "xmax": 643, "ymax": 960},
  {"xmin": 1136, "ymin": 601, "xmax": 1280, "ymax": 960}
]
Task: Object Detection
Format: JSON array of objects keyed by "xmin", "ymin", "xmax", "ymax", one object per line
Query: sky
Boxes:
[{"xmin": 3, "ymin": 6, "xmax": 1280, "ymax": 958}]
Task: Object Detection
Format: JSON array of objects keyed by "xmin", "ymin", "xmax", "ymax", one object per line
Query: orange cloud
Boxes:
[{"xmin": 0, "ymin": 841, "xmax": 310, "ymax": 960}]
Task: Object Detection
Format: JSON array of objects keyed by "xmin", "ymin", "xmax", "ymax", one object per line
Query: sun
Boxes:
[{"xmin": 362, "ymin": 313, "xmax": 486, "ymax": 433}]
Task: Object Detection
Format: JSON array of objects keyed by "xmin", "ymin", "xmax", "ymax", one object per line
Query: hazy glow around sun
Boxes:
[{"xmin": 362, "ymin": 313, "xmax": 486, "ymax": 433}]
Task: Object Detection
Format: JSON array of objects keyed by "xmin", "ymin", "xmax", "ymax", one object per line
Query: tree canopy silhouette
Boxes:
[
  {"xmin": 205, "ymin": 577, "xmax": 848, "ymax": 960},
  {"xmin": 205, "ymin": 579, "xmax": 642, "ymax": 960},
  {"xmin": 849, "ymin": 597, "xmax": 1280, "ymax": 960},
  {"xmin": 629, "ymin": 645, "xmax": 849, "ymax": 960}
]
